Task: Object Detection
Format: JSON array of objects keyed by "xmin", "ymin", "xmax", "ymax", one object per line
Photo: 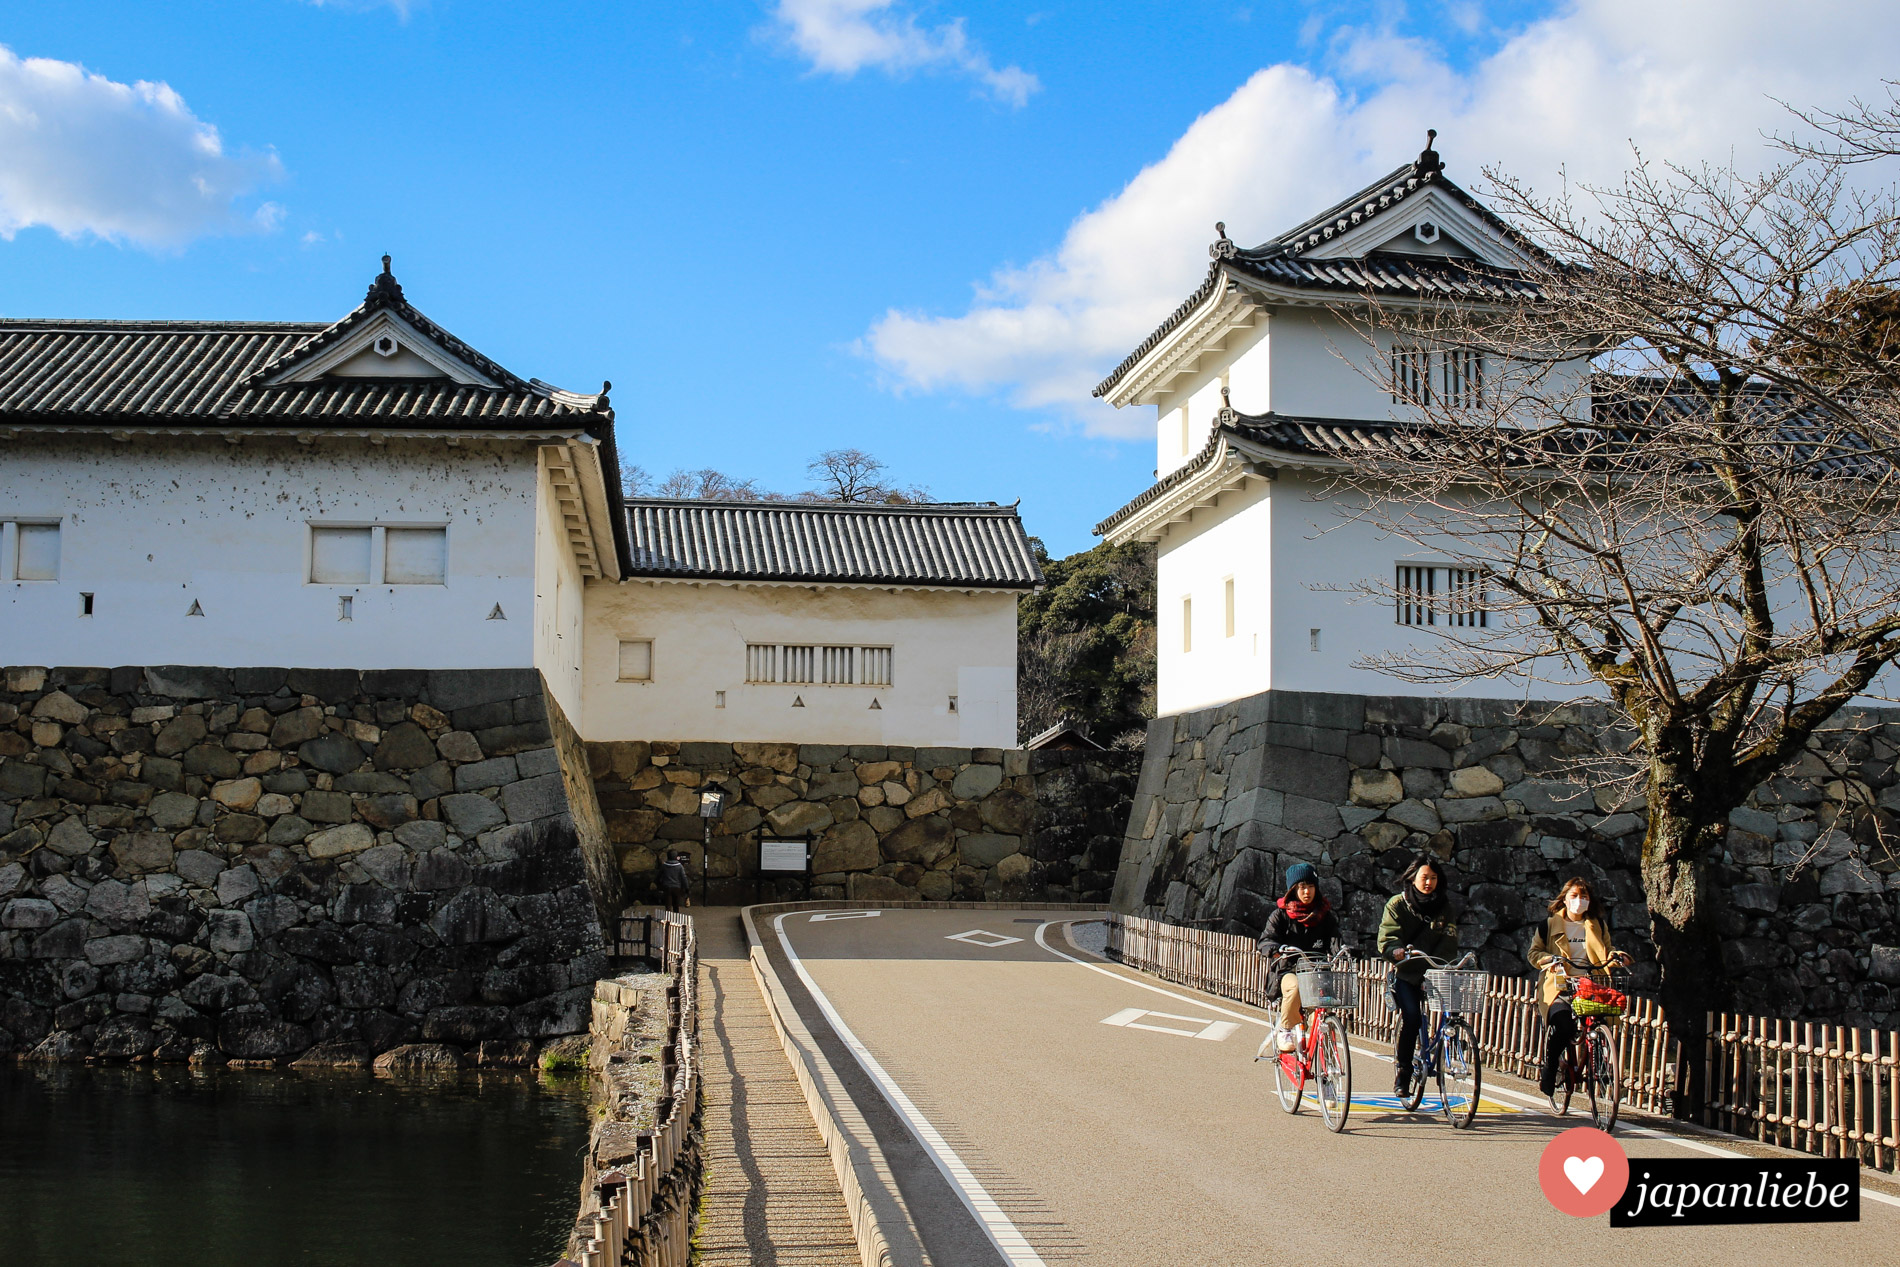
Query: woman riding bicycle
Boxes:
[
  {"xmin": 1376, "ymin": 854, "xmax": 1459, "ymax": 1097},
  {"xmin": 1528, "ymin": 876, "xmax": 1632, "ymax": 1113},
  {"xmin": 1257, "ymin": 862, "xmax": 1342, "ymax": 1053}
]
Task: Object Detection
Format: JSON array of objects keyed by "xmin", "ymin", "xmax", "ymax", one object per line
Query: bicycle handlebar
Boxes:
[{"xmin": 1395, "ymin": 948, "xmax": 1478, "ymax": 970}]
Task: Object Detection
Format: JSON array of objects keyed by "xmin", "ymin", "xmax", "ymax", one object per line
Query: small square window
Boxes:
[
  {"xmin": 16, "ymin": 523, "xmax": 59, "ymax": 581},
  {"xmin": 618, "ymin": 639, "xmax": 653, "ymax": 682},
  {"xmin": 384, "ymin": 526, "xmax": 447, "ymax": 585},
  {"xmin": 311, "ymin": 526, "xmax": 371, "ymax": 584}
]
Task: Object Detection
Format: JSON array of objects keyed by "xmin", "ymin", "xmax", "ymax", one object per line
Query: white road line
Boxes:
[
  {"xmin": 773, "ymin": 913, "xmax": 1047, "ymax": 1267},
  {"xmin": 1034, "ymin": 920, "xmax": 1900, "ymax": 1208}
]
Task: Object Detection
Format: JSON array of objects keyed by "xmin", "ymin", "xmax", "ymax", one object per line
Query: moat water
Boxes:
[{"xmin": 0, "ymin": 1063, "xmax": 591, "ymax": 1267}]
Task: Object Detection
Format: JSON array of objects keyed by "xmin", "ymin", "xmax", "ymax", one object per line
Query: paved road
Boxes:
[{"xmin": 761, "ymin": 906, "xmax": 1900, "ymax": 1266}]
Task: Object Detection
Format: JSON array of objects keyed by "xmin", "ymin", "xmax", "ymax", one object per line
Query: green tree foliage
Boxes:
[{"xmin": 1017, "ymin": 539, "xmax": 1156, "ymax": 747}]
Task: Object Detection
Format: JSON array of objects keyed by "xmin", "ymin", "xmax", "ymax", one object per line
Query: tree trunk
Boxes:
[{"xmin": 1641, "ymin": 797, "xmax": 1729, "ymax": 1119}]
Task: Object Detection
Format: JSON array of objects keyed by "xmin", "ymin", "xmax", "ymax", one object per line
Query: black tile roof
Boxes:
[
  {"xmin": 622, "ymin": 499, "xmax": 1044, "ymax": 589},
  {"xmin": 0, "ymin": 264, "xmax": 609, "ymax": 431},
  {"xmin": 1092, "ymin": 157, "xmax": 1547, "ymax": 399},
  {"xmin": 1094, "ymin": 384, "xmax": 1876, "ymax": 536}
]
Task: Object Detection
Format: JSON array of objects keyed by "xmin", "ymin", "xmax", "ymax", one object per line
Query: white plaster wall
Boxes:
[
  {"xmin": 1154, "ymin": 322, "xmax": 1268, "ymax": 480},
  {"xmin": 0, "ymin": 435, "xmax": 538, "ymax": 669},
  {"xmin": 581, "ymin": 580, "xmax": 1019, "ymax": 747},
  {"xmin": 533, "ymin": 452, "xmax": 587, "ymax": 722},
  {"xmin": 1154, "ymin": 477, "xmax": 1273, "ymax": 715},
  {"xmin": 1266, "ymin": 308, "xmax": 1395, "ymax": 421}
]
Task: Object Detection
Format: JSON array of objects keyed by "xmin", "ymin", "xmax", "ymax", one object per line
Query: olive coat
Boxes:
[{"xmin": 1375, "ymin": 892, "xmax": 1460, "ymax": 986}]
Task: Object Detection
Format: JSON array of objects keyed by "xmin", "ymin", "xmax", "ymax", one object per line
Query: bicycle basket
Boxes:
[
  {"xmin": 1572, "ymin": 998, "xmax": 1625, "ymax": 1020},
  {"xmin": 1424, "ymin": 968, "xmax": 1488, "ymax": 1014},
  {"xmin": 1293, "ymin": 963, "xmax": 1358, "ymax": 1011}
]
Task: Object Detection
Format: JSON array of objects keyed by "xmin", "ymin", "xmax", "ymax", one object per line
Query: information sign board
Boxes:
[{"xmin": 760, "ymin": 838, "xmax": 809, "ymax": 873}]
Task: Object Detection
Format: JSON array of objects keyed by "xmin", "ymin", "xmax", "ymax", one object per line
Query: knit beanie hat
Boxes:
[{"xmin": 1284, "ymin": 861, "xmax": 1318, "ymax": 891}]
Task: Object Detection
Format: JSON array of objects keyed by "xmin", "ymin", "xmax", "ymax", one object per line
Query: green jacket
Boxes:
[{"xmin": 1376, "ymin": 891, "xmax": 1460, "ymax": 985}]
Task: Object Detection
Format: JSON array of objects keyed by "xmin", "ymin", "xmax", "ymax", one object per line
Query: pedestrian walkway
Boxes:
[{"xmin": 693, "ymin": 907, "xmax": 861, "ymax": 1266}]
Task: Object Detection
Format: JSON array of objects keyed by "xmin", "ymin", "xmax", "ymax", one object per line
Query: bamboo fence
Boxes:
[
  {"xmin": 1705, "ymin": 1015, "xmax": 1900, "ymax": 1172},
  {"xmin": 561, "ymin": 910, "xmax": 701, "ymax": 1267}
]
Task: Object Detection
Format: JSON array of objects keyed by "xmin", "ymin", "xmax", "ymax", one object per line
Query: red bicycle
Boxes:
[
  {"xmin": 1254, "ymin": 949, "xmax": 1356, "ymax": 1133},
  {"xmin": 1552, "ymin": 956, "xmax": 1629, "ymax": 1132}
]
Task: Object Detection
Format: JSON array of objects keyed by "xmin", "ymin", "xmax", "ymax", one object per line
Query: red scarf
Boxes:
[{"xmin": 1278, "ymin": 892, "xmax": 1331, "ymax": 928}]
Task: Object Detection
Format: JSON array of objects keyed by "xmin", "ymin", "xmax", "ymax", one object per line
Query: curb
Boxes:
[{"xmin": 738, "ymin": 900, "xmax": 1110, "ymax": 1267}]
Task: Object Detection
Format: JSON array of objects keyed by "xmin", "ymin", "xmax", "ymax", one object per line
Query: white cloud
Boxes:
[
  {"xmin": 863, "ymin": 0, "xmax": 1900, "ymax": 436},
  {"xmin": 0, "ymin": 46, "xmax": 282, "ymax": 248},
  {"xmin": 770, "ymin": 0, "xmax": 1038, "ymax": 107}
]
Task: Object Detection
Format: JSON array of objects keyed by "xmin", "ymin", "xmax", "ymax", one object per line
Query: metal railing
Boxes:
[{"xmin": 561, "ymin": 910, "xmax": 701, "ymax": 1267}]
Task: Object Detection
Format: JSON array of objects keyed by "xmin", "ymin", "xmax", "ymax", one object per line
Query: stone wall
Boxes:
[
  {"xmin": 587, "ymin": 741, "xmax": 1139, "ymax": 905},
  {"xmin": 0, "ymin": 665, "xmax": 621, "ymax": 1063},
  {"xmin": 1112, "ymin": 689, "xmax": 1900, "ymax": 1028}
]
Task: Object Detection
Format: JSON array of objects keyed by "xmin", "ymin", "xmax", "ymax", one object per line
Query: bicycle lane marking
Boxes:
[
  {"xmin": 772, "ymin": 912, "xmax": 1048, "ymax": 1267},
  {"xmin": 1035, "ymin": 920, "xmax": 1900, "ymax": 1206}
]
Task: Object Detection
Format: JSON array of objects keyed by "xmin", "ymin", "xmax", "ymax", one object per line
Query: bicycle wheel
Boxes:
[
  {"xmin": 1402, "ymin": 1024, "xmax": 1429, "ymax": 1112},
  {"xmin": 1271, "ymin": 1043, "xmax": 1304, "ymax": 1114},
  {"xmin": 1558, "ymin": 1044, "xmax": 1578, "ymax": 1117},
  {"xmin": 1437, "ymin": 1016, "xmax": 1481, "ymax": 1129},
  {"xmin": 1586, "ymin": 1026, "xmax": 1621, "ymax": 1133},
  {"xmin": 1315, "ymin": 1015, "xmax": 1353, "ymax": 1133}
]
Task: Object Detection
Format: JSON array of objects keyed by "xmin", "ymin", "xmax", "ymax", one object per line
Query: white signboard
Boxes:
[{"xmin": 760, "ymin": 838, "xmax": 808, "ymax": 873}]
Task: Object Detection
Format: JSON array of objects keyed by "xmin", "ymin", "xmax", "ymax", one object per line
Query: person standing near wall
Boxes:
[
  {"xmin": 1377, "ymin": 855, "xmax": 1460, "ymax": 1098},
  {"xmin": 656, "ymin": 850, "xmax": 691, "ymax": 913}
]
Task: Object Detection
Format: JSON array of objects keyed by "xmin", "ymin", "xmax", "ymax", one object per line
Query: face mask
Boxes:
[{"xmin": 1566, "ymin": 895, "xmax": 1589, "ymax": 917}]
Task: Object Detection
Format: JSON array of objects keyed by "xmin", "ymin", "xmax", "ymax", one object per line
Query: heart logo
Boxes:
[
  {"xmin": 1540, "ymin": 1127, "xmax": 1628, "ymax": 1217},
  {"xmin": 1563, "ymin": 1155, "xmax": 1604, "ymax": 1194}
]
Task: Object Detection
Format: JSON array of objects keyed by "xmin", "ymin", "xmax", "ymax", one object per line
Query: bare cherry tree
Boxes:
[
  {"xmin": 804, "ymin": 448, "xmax": 930, "ymax": 504},
  {"xmin": 1332, "ymin": 142, "xmax": 1900, "ymax": 1111}
]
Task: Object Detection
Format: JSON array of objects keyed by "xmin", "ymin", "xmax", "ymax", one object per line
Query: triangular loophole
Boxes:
[
  {"xmin": 185, "ymin": 599, "xmax": 204, "ymax": 617},
  {"xmin": 487, "ymin": 604, "xmax": 507, "ymax": 620},
  {"xmin": 868, "ymin": 698, "xmax": 882, "ymax": 710},
  {"xmin": 791, "ymin": 696, "xmax": 805, "ymax": 708}
]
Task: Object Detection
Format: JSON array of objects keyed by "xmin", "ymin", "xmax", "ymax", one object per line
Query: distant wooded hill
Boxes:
[{"xmin": 1017, "ymin": 540, "xmax": 1156, "ymax": 748}]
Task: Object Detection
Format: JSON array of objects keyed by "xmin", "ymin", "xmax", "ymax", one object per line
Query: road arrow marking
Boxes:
[
  {"xmin": 1101, "ymin": 1007, "xmax": 1239, "ymax": 1041},
  {"xmin": 946, "ymin": 929, "xmax": 1023, "ymax": 947}
]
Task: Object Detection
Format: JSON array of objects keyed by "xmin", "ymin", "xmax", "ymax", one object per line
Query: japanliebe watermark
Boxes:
[{"xmin": 1610, "ymin": 1158, "xmax": 1859, "ymax": 1227}]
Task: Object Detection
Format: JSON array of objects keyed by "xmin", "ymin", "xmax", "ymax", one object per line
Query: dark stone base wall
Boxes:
[
  {"xmin": 587, "ymin": 741, "xmax": 1139, "ymax": 906},
  {"xmin": 0, "ymin": 664, "xmax": 619, "ymax": 1064},
  {"xmin": 1113, "ymin": 689, "xmax": 1900, "ymax": 1027}
]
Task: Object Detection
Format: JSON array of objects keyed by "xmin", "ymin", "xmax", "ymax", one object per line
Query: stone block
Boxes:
[
  {"xmin": 1437, "ymin": 796, "xmax": 1507, "ymax": 824},
  {"xmin": 513, "ymin": 747, "xmax": 560, "ymax": 779},
  {"xmin": 979, "ymin": 789, "xmax": 1034, "ymax": 834},
  {"xmin": 269, "ymin": 708, "xmax": 325, "ymax": 748},
  {"xmin": 1506, "ymin": 780, "xmax": 1592, "ymax": 814},
  {"xmin": 3, "ymin": 897, "xmax": 57, "ymax": 929},
  {"xmin": 1282, "ymin": 794, "xmax": 1342, "ymax": 839},
  {"xmin": 207, "ymin": 910, "xmax": 255, "ymax": 954},
  {"xmin": 1255, "ymin": 746, "xmax": 1350, "ymax": 802},
  {"xmin": 1386, "ymin": 799, "xmax": 1442, "ymax": 834},
  {"xmin": 849, "ymin": 873, "xmax": 919, "ymax": 902},
  {"xmin": 297, "ymin": 735, "xmax": 368, "ymax": 775},
  {"xmin": 1820, "ymin": 857, "xmax": 1882, "ymax": 896},
  {"xmin": 44, "ymin": 816, "xmax": 97, "ymax": 858},
  {"xmin": 1349, "ymin": 769, "xmax": 1403, "ymax": 807},
  {"xmin": 358, "ymin": 794, "xmax": 418, "ymax": 830},
  {"xmin": 958, "ymin": 833, "xmax": 1021, "ymax": 868},
  {"xmin": 1384, "ymin": 736, "xmax": 1452, "ymax": 770},
  {"xmin": 475, "ymin": 723, "xmax": 552, "ymax": 758},
  {"xmin": 500, "ymin": 773, "xmax": 568, "ymax": 824},
  {"xmin": 210, "ymin": 778, "xmax": 263, "ymax": 812},
  {"xmin": 1729, "ymin": 806, "xmax": 1780, "ymax": 838},
  {"xmin": 394, "ymin": 820, "xmax": 448, "ymax": 851},
  {"xmin": 883, "ymin": 815, "xmax": 953, "ymax": 866},
  {"xmin": 1222, "ymin": 787, "xmax": 1284, "ymax": 828},
  {"xmin": 1446, "ymin": 765, "xmax": 1505, "ymax": 798},
  {"xmin": 440, "ymin": 794, "xmax": 506, "ymax": 837},
  {"xmin": 454, "ymin": 756, "xmax": 519, "ymax": 792},
  {"xmin": 1870, "ymin": 945, "xmax": 1900, "ymax": 986},
  {"xmin": 284, "ymin": 668, "xmax": 360, "ymax": 703},
  {"xmin": 813, "ymin": 821, "xmax": 879, "ymax": 873},
  {"xmin": 110, "ymin": 832, "xmax": 173, "ymax": 874},
  {"xmin": 153, "ymin": 714, "xmax": 208, "ymax": 757},
  {"xmin": 305, "ymin": 823, "xmax": 375, "ymax": 860},
  {"xmin": 856, "ymin": 761, "xmax": 904, "ymax": 786},
  {"xmin": 244, "ymin": 895, "xmax": 301, "ymax": 939},
  {"xmin": 267, "ymin": 816, "xmax": 315, "ymax": 845},
  {"xmin": 373, "ymin": 723, "xmax": 438, "ymax": 771},
  {"xmin": 1733, "ymin": 883, "xmax": 1780, "ymax": 913},
  {"xmin": 335, "ymin": 884, "xmax": 398, "ymax": 926},
  {"xmin": 767, "ymin": 800, "xmax": 833, "ymax": 837},
  {"xmin": 430, "ymin": 887, "xmax": 520, "ymax": 945},
  {"xmin": 951, "ymin": 765, "xmax": 1004, "ymax": 800},
  {"xmin": 216, "ymin": 865, "xmax": 261, "ymax": 906},
  {"xmin": 85, "ymin": 934, "xmax": 146, "ymax": 965},
  {"xmin": 31, "ymin": 690, "xmax": 89, "ymax": 725}
]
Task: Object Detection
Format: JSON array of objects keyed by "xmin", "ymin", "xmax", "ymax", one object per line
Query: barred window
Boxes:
[
  {"xmin": 1390, "ymin": 346, "xmax": 1432, "ymax": 405},
  {"xmin": 1397, "ymin": 565, "xmax": 1488, "ymax": 628},
  {"xmin": 1442, "ymin": 349, "xmax": 1484, "ymax": 409},
  {"xmin": 746, "ymin": 643, "xmax": 892, "ymax": 686}
]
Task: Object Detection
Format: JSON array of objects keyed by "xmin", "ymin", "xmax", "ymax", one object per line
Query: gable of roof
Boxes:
[
  {"xmin": 1092, "ymin": 143, "xmax": 1548, "ymax": 401},
  {"xmin": 622, "ymin": 499, "xmax": 1044, "ymax": 589}
]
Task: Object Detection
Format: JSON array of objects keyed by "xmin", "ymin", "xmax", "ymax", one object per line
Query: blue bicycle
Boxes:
[{"xmin": 1395, "ymin": 950, "xmax": 1487, "ymax": 1128}]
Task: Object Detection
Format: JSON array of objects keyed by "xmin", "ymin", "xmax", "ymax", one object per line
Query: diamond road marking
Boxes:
[
  {"xmin": 946, "ymin": 929, "xmax": 1023, "ymax": 948},
  {"xmin": 1101, "ymin": 1007, "xmax": 1240, "ymax": 1042},
  {"xmin": 809, "ymin": 910, "xmax": 882, "ymax": 922}
]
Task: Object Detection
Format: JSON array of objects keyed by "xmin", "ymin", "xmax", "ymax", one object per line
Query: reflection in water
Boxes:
[{"xmin": 0, "ymin": 1063, "xmax": 590, "ymax": 1267}]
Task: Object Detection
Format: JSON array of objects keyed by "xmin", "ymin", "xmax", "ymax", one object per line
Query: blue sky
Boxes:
[{"xmin": 2, "ymin": 1, "xmax": 1895, "ymax": 554}]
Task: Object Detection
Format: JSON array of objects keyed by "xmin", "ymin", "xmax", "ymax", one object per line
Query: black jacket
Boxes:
[
  {"xmin": 1257, "ymin": 904, "xmax": 1343, "ymax": 970},
  {"xmin": 657, "ymin": 859, "xmax": 690, "ymax": 892}
]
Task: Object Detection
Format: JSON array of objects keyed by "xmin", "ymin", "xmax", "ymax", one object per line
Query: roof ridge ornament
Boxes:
[
  {"xmin": 1218, "ymin": 384, "xmax": 1236, "ymax": 424},
  {"xmin": 1413, "ymin": 128, "xmax": 1444, "ymax": 178},
  {"xmin": 365, "ymin": 254, "xmax": 405, "ymax": 306},
  {"xmin": 1209, "ymin": 221, "xmax": 1237, "ymax": 260}
]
